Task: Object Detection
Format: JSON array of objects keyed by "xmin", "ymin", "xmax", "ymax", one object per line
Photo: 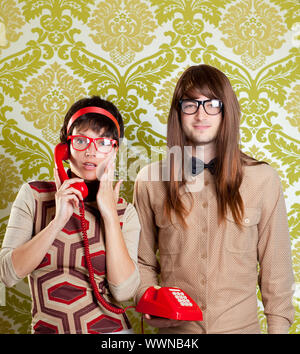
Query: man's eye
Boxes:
[
  {"xmin": 184, "ymin": 103, "xmax": 197, "ymax": 109},
  {"xmin": 210, "ymin": 100, "xmax": 221, "ymax": 107}
]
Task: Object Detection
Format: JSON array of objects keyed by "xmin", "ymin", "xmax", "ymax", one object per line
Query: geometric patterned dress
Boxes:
[{"xmin": 28, "ymin": 181, "xmax": 131, "ymax": 333}]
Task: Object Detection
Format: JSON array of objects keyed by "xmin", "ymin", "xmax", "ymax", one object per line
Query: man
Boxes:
[{"xmin": 133, "ymin": 64, "xmax": 294, "ymax": 334}]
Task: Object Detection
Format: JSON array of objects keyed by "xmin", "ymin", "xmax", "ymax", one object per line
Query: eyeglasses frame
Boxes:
[
  {"xmin": 67, "ymin": 135, "xmax": 118, "ymax": 153},
  {"xmin": 179, "ymin": 98, "xmax": 223, "ymax": 116}
]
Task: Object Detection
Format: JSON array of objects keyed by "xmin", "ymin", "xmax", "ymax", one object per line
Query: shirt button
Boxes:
[
  {"xmin": 204, "ymin": 180, "xmax": 209, "ymax": 186},
  {"xmin": 201, "ymin": 253, "xmax": 207, "ymax": 259},
  {"xmin": 202, "ymin": 202, "xmax": 208, "ymax": 208},
  {"xmin": 244, "ymin": 218, "xmax": 250, "ymax": 224}
]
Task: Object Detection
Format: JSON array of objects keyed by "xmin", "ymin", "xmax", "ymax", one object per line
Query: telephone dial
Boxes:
[
  {"xmin": 54, "ymin": 142, "xmax": 202, "ymax": 329},
  {"xmin": 136, "ymin": 286, "xmax": 203, "ymax": 321}
]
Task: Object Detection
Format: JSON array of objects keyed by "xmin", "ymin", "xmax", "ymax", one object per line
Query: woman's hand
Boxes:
[
  {"xmin": 53, "ymin": 168, "xmax": 84, "ymax": 231},
  {"xmin": 10, "ymin": 170, "xmax": 85, "ymax": 279},
  {"xmin": 96, "ymin": 151, "xmax": 122, "ymax": 219}
]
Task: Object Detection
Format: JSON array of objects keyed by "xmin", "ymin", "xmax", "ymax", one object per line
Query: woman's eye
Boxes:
[
  {"xmin": 98, "ymin": 139, "xmax": 110, "ymax": 146},
  {"xmin": 75, "ymin": 137, "xmax": 88, "ymax": 144}
]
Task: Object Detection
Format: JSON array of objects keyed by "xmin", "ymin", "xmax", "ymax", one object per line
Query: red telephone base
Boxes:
[{"xmin": 136, "ymin": 286, "xmax": 203, "ymax": 321}]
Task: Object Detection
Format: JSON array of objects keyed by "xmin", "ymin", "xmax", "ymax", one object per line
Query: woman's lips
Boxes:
[{"xmin": 83, "ymin": 162, "xmax": 97, "ymax": 170}]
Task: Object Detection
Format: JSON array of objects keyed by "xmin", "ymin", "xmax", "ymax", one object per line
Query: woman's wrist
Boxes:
[
  {"xmin": 49, "ymin": 218, "xmax": 65, "ymax": 235},
  {"xmin": 100, "ymin": 207, "xmax": 119, "ymax": 225}
]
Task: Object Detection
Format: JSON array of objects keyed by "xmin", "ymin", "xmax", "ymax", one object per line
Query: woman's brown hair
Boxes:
[
  {"xmin": 165, "ymin": 64, "xmax": 265, "ymax": 227},
  {"xmin": 60, "ymin": 96, "xmax": 124, "ymax": 145}
]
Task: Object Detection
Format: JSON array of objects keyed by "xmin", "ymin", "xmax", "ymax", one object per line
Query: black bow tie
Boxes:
[{"xmin": 191, "ymin": 157, "xmax": 217, "ymax": 176}]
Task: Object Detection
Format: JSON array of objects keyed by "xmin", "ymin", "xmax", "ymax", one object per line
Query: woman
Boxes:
[{"xmin": 0, "ymin": 96, "xmax": 140, "ymax": 333}]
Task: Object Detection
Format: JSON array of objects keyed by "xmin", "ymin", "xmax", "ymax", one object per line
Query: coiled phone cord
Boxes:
[{"xmin": 79, "ymin": 200, "xmax": 135, "ymax": 314}]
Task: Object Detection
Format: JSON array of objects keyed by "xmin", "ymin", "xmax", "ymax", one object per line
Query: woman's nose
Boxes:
[{"xmin": 86, "ymin": 140, "xmax": 97, "ymax": 155}]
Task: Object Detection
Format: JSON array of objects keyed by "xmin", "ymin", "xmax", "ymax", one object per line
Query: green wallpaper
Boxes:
[{"xmin": 0, "ymin": 0, "xmax": 299, "ymax": 334}]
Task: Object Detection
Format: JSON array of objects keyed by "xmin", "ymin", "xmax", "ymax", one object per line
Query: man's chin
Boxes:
[{"xmin": 189, "ymin": 137, "xmax": 216, "ymax": 146}]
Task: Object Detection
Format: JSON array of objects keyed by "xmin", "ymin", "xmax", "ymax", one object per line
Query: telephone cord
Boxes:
[{"xmin": 79, "ymin": 200, "xmax": 135, "ymax": 315}]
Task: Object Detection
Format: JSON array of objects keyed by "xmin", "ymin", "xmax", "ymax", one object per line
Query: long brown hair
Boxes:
[{"xmin": 164, "ymin": 64, "xmax": 265, "ymax": 227}]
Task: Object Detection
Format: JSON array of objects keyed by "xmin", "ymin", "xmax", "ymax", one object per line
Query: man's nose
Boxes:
[{"xmin": 194, "ymin": 104, "xmax": 208, "ymax": 120}]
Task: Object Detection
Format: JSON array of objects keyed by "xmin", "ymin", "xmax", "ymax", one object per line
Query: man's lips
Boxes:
[{"xmin": 193, "ymin": 125, "xmax": 211, "ymax": 130}]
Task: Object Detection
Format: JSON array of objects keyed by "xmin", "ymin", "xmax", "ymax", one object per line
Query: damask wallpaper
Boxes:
[{"xmin": 0, "ymin": 0, "xmax": 299, "ymax": 334}]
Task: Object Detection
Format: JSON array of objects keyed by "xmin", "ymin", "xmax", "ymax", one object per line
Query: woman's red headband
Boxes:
[{"xmin": 67, "ymin": 106, "xmax": 120, "ymax": 138}]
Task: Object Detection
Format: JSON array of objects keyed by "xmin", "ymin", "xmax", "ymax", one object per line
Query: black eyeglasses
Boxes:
[{"xmin": 179, "ymin": 99, "xmax": 223, "ymax": 115}]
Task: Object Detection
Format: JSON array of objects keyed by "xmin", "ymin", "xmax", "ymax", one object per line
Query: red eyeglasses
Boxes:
[{"xmin": 67, "ymin": 135, "xmax": 118, "ymax": 153}]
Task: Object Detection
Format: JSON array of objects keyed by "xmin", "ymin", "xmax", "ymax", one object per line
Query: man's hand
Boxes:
[{"xmin": 144, "ymin": 314, "xmax": 186, "ymax": 328}]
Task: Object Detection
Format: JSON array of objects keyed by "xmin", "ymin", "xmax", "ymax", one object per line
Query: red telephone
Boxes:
[
  {"xmin": 54, "ymin": 143, "xmax": 89, "ymax": 199},
  {"xmin": 136, "ymin": 286, "xmax": 203, "ymax": 321},
  {"xmin": 53, "ymin": 143, "xmax": 133, "ymax": 315}
]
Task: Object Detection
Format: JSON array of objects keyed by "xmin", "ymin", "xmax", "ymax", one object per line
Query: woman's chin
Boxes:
[
  {"xmin": 72, "ymin": 169, "xmax": 97, "ymax": 182},
  {"xmin": 83, "ymin": 173, "xmax": 97, "ymax": 182}
]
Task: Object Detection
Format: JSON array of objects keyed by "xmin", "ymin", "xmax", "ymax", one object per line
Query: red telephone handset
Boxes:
[
  {"xmin": 136, "ymin": 286, "xmax": 203, "ymax": 321},
  {"xmin": 54, "ymin": 143, "xmax": 89, "ymax": 199}
]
